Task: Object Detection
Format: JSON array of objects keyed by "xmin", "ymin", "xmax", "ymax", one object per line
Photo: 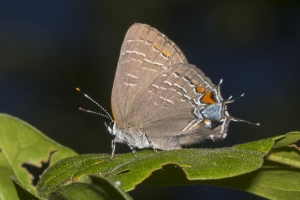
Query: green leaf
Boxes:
[
  {"xmin": 10, "ymin": 176, "xmax": 41, "ymax": 200},
  {"xmin": 202, "ymin": 160, "xmax": 300, "ymax": 200},
  {"xmin": 266, "ymin": 145, "xmax": 300, "ymax": 168},
  {"xmin": 266, "ymin": 132, "xmax": 300, "ymax": 168},
  {"xmin": 0, "ymin": 114, "xmax": 77, "ymax": 199},
  {"xmin": 0, "ymin": 151, "xmax": 19, "ymax": 200},
  {"xmin": 145, "ymin": 133, "xmax": 300, "ymax": 199},
  {"xmin": 143, "ymin": 160, "xmax": 300, "ymax": 199},
  {"xmin": 49, "ymin": 182, "xmax": 108, "ymax": 200},
  {"xmin": 37, "ymin": 138, "xmax": 273, "ymax": 198},
  {"xmin": 48, "ymin": 175, "xmax": 132, "ymax": 200},
  {"xmin": 37, "ymin": 153, "xmax": 146, "ymax": 198},
  {"xmin": 272, "ymin": 131, "xmax": 300, "ymax": 148},
  {"xmin": 89, "ymin": 175, "xmax": 133, "ymax": 200}
]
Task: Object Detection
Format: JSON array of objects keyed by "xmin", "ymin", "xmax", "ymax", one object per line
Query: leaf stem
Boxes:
[{"xmin": 265, "ymin": 154, "xmax": 300, "ymax": 169}]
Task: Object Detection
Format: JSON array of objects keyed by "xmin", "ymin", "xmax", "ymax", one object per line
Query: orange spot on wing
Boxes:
[
  {"xmin": 190, "ymin": 120, "xmax": 208, "ymax": 131},
  {"xmin": 162, "ymin": 50, "xmax": 171, "ymax": 58},
  {"xmin": 153, "ymin": 43, "xmax": 160, "ymax": 50},
  {"xmin": 196, "ymin": 85, "xmax": 205, "ymax": 93},
  {"xmin": 201, "ymin": 92, "xmax": 215, "ymax": 104},
  {"xmin": 190, "ymin": 123, "xmax": 203, "ymax": 131}
]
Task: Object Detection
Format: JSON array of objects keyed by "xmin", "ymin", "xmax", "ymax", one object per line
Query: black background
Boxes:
[{"xmin": 1, "ymin": 1, "xmax": 299, "ymax": 199}]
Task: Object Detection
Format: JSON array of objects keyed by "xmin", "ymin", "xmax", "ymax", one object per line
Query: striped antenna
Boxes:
[{"xmin": 76, "ymin": 88, "xmax": 113, "ymax": 121}]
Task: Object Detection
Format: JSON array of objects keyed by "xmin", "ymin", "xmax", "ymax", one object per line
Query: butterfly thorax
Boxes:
[{"xmin": 107, "ymin": 121, "xmax": 151, "ymax": 149}]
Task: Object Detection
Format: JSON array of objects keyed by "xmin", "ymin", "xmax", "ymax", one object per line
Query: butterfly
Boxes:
[{"xmin": 77, "ymin": 23, "xmax": 259, "ymax": 158}]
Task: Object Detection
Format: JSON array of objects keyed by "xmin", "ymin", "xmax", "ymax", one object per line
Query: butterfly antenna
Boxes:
[
  {"xmin": 78, "ymin": 108, "xmax": 112, "ymax": 120},
  {"xmin": 225, "ymin": 93, "xmax": 245, "ymax": 104},
  {"xmin": 76, "ymin": 88, "xmax": 113, "ymax": 121},
  {"xmin": 228, "ymin": 116, "xmax": 260, "ymax": 126},
  {"xmin": 224, "ymin": 93, "xmax": 260, "ymax": 126}
]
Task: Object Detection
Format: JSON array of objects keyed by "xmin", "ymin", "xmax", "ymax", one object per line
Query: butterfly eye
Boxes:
[{"xmin": 104, "ymin": 121, "xmax": 115, "ymax": 135}]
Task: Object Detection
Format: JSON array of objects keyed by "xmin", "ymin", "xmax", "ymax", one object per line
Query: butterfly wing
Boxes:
[
  {"xmin": 126, "ymin": 63, "xmax": 222, "ymax": 147},
  {"xmin": 111, "ymin": 24, "xmax": 225, "ymax": 150},
  {"xmin": 111, "ymin": 23, "xmax": 188, "ymax": 126}
]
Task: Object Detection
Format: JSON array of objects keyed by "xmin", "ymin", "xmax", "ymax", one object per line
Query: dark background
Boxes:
[{"xmin": 1, "ymin": 1, "xmax": 299, "ymax": 199}]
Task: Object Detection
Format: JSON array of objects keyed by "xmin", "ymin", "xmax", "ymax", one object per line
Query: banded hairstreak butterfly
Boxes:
[{"xmin": 77, "ymin": 23, "xmax": 259, "ymax": 157}]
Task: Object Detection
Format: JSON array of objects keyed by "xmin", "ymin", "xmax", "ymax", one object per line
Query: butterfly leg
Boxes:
[
  {"xmin": 123, "ymin": 138, "xmax": 137, "ymax": 158},
  {"xmin": 128, "ymin": 144, "xmax": 137, "ymax": 158},
  {"xmin": 110, "ymin": 138, "xmax": 117, "ymax": 158},
  {"xmin": 144, "ymin": 133, "xmax": 157, "ymax": 153}
]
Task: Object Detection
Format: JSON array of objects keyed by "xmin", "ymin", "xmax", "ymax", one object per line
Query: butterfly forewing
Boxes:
[{"xmin": 111, "ymin": 23, "xmax": 188, "ymax": 126}]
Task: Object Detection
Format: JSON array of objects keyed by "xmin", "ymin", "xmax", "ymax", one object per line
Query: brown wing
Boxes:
[
  {"xmin": 127, "ymin": 64, "xmax": 216, "ymax": 138},
  {"xmin": 111, "ymin": 23, "xmax": 188, "ymax": 126}
]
